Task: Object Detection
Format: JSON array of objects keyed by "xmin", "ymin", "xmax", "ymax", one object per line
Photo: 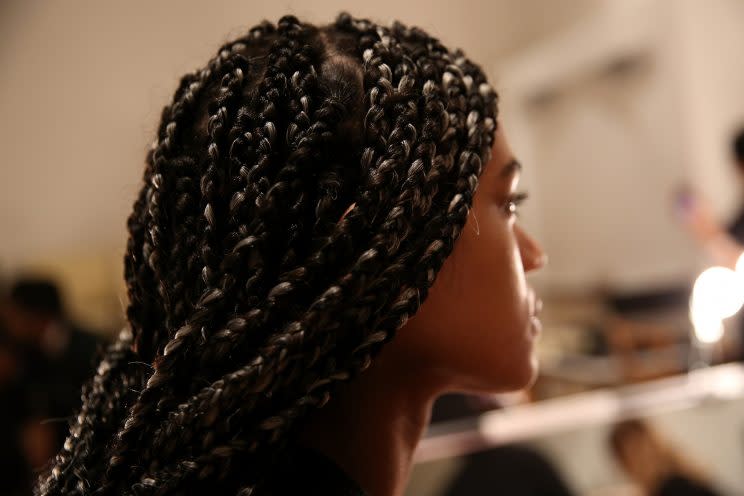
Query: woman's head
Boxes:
[
  {"xmin": 610, "ymin": 418, "xmax": 664, "ymax": 477},
  {"xmin": 609, "ymin": 419, "xmax": 708, "ymax": 490},
  {"xmin": 39, "ymin": 13, "xmax": 542, "ymax": 495}
]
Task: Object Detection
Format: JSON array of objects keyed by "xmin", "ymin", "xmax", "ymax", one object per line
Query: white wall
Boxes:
[
  {"xmin": 677, "ymin": 0, "xmax": 744, "ymax": 220},
  {"xmin": 497, "ymin": 0, "xmax": 744, "ymax": 293}
]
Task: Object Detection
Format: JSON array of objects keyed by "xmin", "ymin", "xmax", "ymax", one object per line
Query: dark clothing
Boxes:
[
  {"xmin": 0, "ymin": 322, "xmax": 102, "ymax": 495},
  {"xmin": 432, "ymin": 394, "xmax": 574, "ymax": 496},
  {"xmin": 443, "ymin": 445, "xmax": 574, "ymax": 496},
  {"xmin": 25, "ymin": 325, "xmax": 101, "ymax": 419},
  {"xmin": 655, "ymin": 474, "xmax": 721, "ymax": 496},
  {"xmin": 265, "ymin": 445, "xmax": 366, "ymax": 495},
  {"xmin": 0, "ymin": 363, "xmax": 30, "ymax": 496}
]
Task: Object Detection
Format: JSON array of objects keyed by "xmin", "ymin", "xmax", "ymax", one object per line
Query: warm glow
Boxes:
[
  {"xmin": 690, "ymin": 266, "xmax": 744, "ymax": 344},
  {"xmin": 736, "ymin": 251, "xmax": 744, "ymax": 274},
  {"xmin": 691, "ymin": 267, "xmax": 744, "ymax": 319},
  {"xmin": 690, "ymin": 312, "xmax": 725, "ymax": 344}
]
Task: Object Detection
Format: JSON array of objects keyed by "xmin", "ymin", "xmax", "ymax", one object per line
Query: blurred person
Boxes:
[
  {"xmin": 4, "ymin": 278, "xmax": 102, "ymax": 422},
  {"xmin": 678, "ymin": 127, "xmax": 744, "ymax": 360},
  {"xmin": 430, "ymin": 393, "xmax": 574, "ymax": 496},
  {"xmin": 678, "ymin": 128, "xmax": 744, "ymax": 269},
  {"xmin": 444, "ymin": 444, "xmax": 575, "ymax": 496},
  {"xmin": 2, "ymin": 278, "xmax": 101, "ymax": 493},
  {"xmin": 36, "ymin": 14, "xmax": 547, "ymax": 496},
  {"xmin": 609, "ymin": 418, "xmax": 721, "ymax": 496},
  {"xmin": 0, "ymin": 293, "xmax": 32, "ymax": 496}
]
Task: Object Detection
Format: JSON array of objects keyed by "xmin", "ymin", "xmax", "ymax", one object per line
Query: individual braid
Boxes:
[{"xmin": 36, "ymin": 13, "xmax": 498, "ymax": 496}]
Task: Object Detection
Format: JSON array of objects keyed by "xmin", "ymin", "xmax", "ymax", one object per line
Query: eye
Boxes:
[{"xmin": 505, "ymin": 192, "xmax": 528, "ymax": 217}]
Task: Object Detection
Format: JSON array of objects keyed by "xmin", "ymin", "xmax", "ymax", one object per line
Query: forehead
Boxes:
[
  {"xmin": 490, "ymin": 125, "xmax": 513, "ymax": 164},
  {"xmin": 482, "ymin": 125, "xmax": 519, "ymax": 182}
]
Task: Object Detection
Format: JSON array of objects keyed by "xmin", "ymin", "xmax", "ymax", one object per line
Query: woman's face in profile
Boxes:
[{"xmin": 394, "ymin": 124, "xmax": 546, "ymax": 393}]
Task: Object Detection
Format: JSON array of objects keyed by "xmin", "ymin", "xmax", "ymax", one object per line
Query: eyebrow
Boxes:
[{"xmin": 500, "ymin": 159, "xmax": 522, "ymax": 177}]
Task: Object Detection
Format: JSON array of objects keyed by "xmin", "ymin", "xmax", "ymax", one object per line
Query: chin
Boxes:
[
  {"xmin": 517, "ymin": 354, "xmax": 540, "ymax": 389},
  {"xmin": 500, "ymin": 365, "xmax": 537, "ymax": 392},
  {"xmin": 467, "ymin": 351, "xmax": 539, "ymax": 394},
  {"xmin": 495, "ymin": 351, "xmax": 539, "ymax": 392}
]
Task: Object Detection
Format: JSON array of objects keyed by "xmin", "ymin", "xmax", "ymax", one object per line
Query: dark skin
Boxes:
[{"xmin": 301, "ymin": 124, "xmax": 547, "ymax": 496}]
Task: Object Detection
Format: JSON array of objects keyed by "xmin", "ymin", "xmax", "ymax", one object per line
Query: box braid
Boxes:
[{"xmin": 36, "ymin": 13, "xmax": 497, "ymax": 496}]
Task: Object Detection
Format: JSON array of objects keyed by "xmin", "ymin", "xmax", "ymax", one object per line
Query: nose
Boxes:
[{"xmin": 515, "ymin": 225, "xmax": 547, "ymax": 272}]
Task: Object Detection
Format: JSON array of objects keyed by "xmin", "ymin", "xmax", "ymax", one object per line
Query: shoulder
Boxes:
[{"xmin": 656, "ymin": 474, "xmax": 720, "ymax": 496}]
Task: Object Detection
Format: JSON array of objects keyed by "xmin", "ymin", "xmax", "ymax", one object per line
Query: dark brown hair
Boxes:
[{"xmin": 37, "ymin": 13, "xmax": 497, "ymax": 495}]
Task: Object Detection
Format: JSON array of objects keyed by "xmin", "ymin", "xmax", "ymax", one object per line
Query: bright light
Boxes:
[
  {"xmin": 691, "ymin": 267, "xmax": 744, "ymax": 319},
  {"xmin": 690, "ymin": 311, "xmax": 724, "ymax": 344},
  {"xmin": 690, "ymin": 266, "xmax": 744, "ymax": 344},
  {"xmin": 736, "ymin": 251, "xmax": 744, "ymax": 274}
]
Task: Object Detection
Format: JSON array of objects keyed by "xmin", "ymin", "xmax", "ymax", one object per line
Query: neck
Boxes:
[{"xmin": 299, "ymin": 345, "xmax": 444, "ymax": 496}]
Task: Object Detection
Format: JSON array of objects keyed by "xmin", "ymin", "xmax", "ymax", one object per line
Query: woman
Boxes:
[
  {"xmin": 37, "ymin": 13, "xmax": 545, "ymax": 495},
  {"xmin": 609, "ymin": 419, "xmax": 722, "ymax": 496}
]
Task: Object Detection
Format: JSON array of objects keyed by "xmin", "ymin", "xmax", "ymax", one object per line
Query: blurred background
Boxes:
[{"xmin": 2, "ymin": 0, "xmax": 744, "ymax": 494}]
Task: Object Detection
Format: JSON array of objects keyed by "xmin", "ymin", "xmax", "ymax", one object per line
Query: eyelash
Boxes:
[{"xmin": 505, "ymin": 192, "xmax": 529, "ymax": 217}]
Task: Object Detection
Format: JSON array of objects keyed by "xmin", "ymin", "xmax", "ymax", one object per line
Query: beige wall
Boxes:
[
  {"xmin": 5, "ymin": 0, "xmax": 744, "ymax": 309},
  {"xmin": 0, "ymin": 0, "xmax": 594, "ymax": 269},
  {"xmin": 496, "ymin": 0, "xmax": 744, "ymax": 293}
]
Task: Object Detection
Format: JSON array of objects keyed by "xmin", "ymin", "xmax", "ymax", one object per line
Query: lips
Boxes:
[{"xmin": 530, "ymin": 315, "xmax": 543, "ymax": 338}]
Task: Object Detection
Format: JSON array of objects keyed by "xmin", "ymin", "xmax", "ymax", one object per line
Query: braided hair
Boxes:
[{"xmin": 36, "ymin": 13, "xmax": 498, "ymax": 495}]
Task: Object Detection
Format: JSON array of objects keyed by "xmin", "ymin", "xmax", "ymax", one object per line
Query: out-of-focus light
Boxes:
[
  {"xmin": 690, "ymin": 312, "xmax": 724, "ymax": 344},
  {"xmin": 691, "ymin": 267, "xmax": 744, "ymax": 319},
  {"xmin": 736, "ymin": 251, "xmax": 744, "ymax": 274},
  {"xmin": 690, "ymin": 266, "xmax": 744, "ymax": 344}
]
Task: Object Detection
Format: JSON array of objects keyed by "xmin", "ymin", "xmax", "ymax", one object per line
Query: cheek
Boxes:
[
  {"xmin": 454, "ymin": 210, "xmax": 535, "ymax": 387},
  {"xmin": 449, "ymin": 204, "xmax": 528, "ymax": 330},
  {"xmin": 402, "ymin": 205, "xmax": 536, "ymax": 391}
]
